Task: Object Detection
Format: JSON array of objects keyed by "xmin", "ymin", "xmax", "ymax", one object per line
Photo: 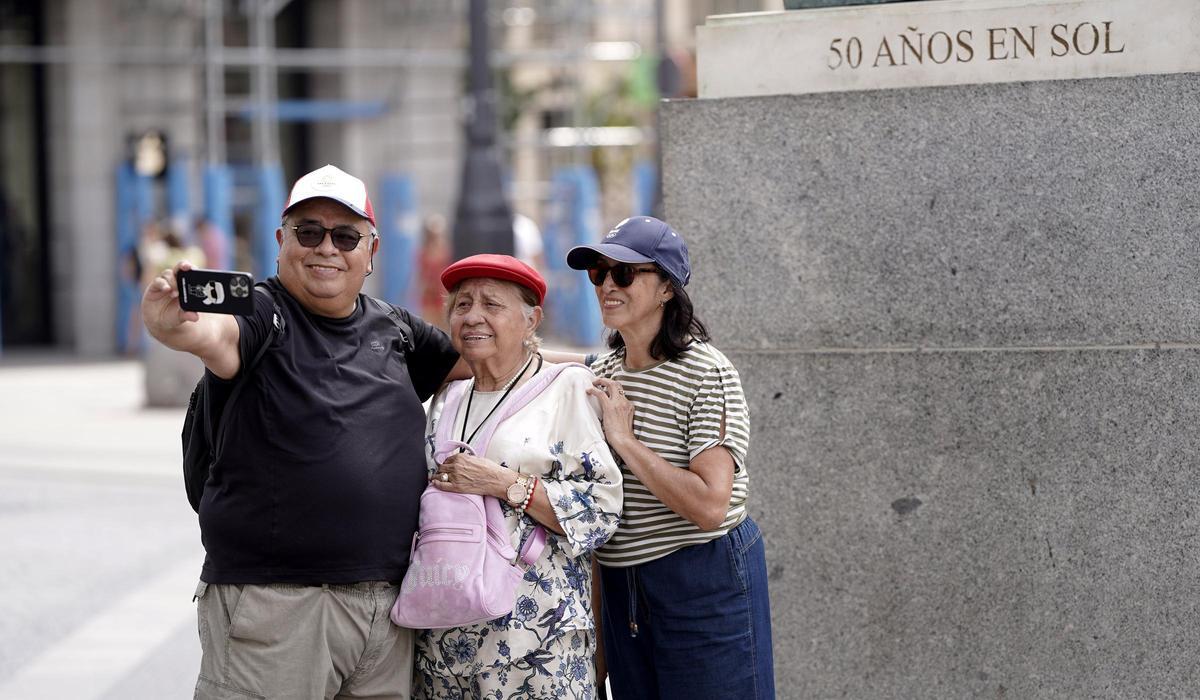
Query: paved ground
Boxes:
[
  {"xmin": 0, "ymin": 356, "xmax": 203, "ymax": 699},
  {"xmin": 0, "ymin": 352, "xmax": 613, "ymax": 699}
]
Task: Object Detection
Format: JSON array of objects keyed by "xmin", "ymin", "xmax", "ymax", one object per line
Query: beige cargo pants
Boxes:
[{"xmin": 194, "ymin": 581, "xmax": 413, "ymax": 700}]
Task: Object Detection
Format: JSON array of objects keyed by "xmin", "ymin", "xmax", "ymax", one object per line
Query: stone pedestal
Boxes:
[
  {"xmin": 666, "ymin": 2, "xmax": 1200, "ymax": 695},
  {"xmin": 142, "ymin": 341, "xmax": 204, "ymax": 408}
]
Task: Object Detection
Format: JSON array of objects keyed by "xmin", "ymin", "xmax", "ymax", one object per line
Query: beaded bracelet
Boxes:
[{"xmin": 519, "ymin": 476, "xmax": 539, "ymax": 512}]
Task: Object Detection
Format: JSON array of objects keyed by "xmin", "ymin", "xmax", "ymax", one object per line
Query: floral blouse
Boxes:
[{"xmin": 416, "ymin": 363, "xmax": 623, "ymax": 677}]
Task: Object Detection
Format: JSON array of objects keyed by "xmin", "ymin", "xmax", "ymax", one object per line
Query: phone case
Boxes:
[{"xmin": 177, "ymin": 269, "xmax": 256, "ymax": 316}]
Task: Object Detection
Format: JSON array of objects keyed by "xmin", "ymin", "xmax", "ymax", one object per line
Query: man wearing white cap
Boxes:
[{"xmin": 143, "ymin": 165, "xmax": 460, "ymax": 699}]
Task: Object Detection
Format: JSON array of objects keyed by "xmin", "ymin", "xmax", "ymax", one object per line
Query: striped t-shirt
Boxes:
[{"xmin": 592, "ymin": 341, "xmax": 751, "ymax": 567}]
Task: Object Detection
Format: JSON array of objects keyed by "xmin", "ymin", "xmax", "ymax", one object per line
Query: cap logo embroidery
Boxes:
[
  {"xmin": 606, "ymin": 218, "xmax": 630, "ymax": 238},
  {"xmin": 313, "ymin": 173, "xmax": 338, "ymax": 190}
]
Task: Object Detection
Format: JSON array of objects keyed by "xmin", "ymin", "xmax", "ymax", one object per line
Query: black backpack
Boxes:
[{"xmin": 180, "ymin": 288, "xmax": 414, "ymax": 513}]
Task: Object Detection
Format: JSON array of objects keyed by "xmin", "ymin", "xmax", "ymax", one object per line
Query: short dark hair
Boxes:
[{"xmin": 606, "ymin": 269, "xmax": 709, "ymax": 361}]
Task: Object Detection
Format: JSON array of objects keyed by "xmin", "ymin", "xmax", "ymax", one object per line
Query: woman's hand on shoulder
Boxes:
[{"xmin": 588, "ymin": 377, "xmax": 636, "ymax": 448}]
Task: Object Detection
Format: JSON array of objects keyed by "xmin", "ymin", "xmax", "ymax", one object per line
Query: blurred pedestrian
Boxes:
[
  {"xmin": 568, "ymin": 216, "xmax": 776, "ymax": 700},
  {"xmin": 119, "ymin": 243, "xmax": 143, "ymax": 355},
  {"xmin": 129, "ymin": 222, "xmax": 202, "ymax": 354},
  {"xmin": 142, "ymin": 164, "xmax": 461, "ymax": 699},
  {"xmin": 417, "ymin": 213, "xmax": 452, "ymax": 329},
  {"xmin": 139, "ymin": 221, "xmax": 205, "ymax": 289},
  {"xmin": 194, "ymin": 215, "xmax": 231, "ymax": 270},
  {"xmin": 513, "ymin": 212, "xmax": 546, "ymax": 274}
]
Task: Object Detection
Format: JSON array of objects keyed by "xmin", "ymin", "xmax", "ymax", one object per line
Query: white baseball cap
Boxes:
[{"xmin": 282, "ymin": 164, "xmax": 376, "ymax": 226}]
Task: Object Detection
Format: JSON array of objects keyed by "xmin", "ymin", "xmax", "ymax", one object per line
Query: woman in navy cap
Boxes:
[{"xmin": 568, "ymin": 217, "xmax": 775, "ymax": 699}]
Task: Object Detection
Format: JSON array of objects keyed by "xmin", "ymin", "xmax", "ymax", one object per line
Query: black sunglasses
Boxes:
[
  {"xmin": 291, "ymin": 223, "xmax": 366, "ymax": 252},
  {"xmin": 586, "ymin": 263, "xmax": 660, "ymax": 288}
]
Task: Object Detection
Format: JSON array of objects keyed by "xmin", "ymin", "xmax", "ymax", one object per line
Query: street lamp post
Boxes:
[{"xmin": 454, "ymin": 0, "xmax": 514, "ymax": 258}]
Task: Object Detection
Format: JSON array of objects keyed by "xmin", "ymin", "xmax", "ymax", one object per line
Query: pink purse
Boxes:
[{"xmin": 390, "ymin": 363, "xmax": 583, "ymax": 629}]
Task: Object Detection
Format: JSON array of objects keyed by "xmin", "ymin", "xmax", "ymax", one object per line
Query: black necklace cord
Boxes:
[{"xmin": 460, "ymin": 352, "xmax": 536, "ymax": 447}]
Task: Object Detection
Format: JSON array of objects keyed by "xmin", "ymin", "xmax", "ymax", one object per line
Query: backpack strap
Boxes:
[
  {"xmin": 432, "ymin": 380, "xmax": 472, "ymax": 461},
  {"xmin": 470, "ymin": 363, "xmax": 587, "ymax": 450},
  {"xmin": 369, "ymin": 296, "xmax": 415, "ymax": 354},
  {"xmin": 210, "ymin": 286, "xmax": 284, "ymax": 464},
  {"xmin": 516, "ymin": 526, "xmax": 547, "ymax": 568}
]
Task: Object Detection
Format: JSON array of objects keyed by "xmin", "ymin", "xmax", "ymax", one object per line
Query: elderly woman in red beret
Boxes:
[{"xmin": 412, "ymin": 254, "xmax": 623, "ymax": 700}]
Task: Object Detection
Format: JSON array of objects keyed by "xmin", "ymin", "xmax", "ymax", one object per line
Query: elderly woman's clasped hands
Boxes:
[{"xmin": 430, "ymin": 450, "xmax": 510, "ymax": 494}]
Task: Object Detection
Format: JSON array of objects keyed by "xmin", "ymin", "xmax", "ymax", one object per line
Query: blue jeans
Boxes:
[{"xmin": 599, "ymin": 517, "xmax": 775, "ymax": 700}]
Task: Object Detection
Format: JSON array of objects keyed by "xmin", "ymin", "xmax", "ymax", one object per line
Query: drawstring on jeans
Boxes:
[{"xmin": 626, "ymin": 568, "xmax": 640, "ymax": 637}]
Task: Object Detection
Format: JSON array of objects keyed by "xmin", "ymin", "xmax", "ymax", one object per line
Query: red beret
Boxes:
[{"xmin": 440, "ymin": 254, "xmax": 547, "ymax": 305}]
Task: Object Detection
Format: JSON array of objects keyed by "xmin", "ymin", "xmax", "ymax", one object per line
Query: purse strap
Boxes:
[{"xmin": 432, "ymin": 362, "xmax": 589, "ymax": 567}]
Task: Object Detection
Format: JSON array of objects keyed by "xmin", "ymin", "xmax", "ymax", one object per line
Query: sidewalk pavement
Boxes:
[
  {"xmin": 0, "ymin": 355, "xmax": 186, "ymax": 482},
  {"xmin": 0, "ymin": 351, "xmax": 613, "ymax": 699},
  {"xmin": 0, "ymin": 354, "xmax": 204, "ymax": 700}
]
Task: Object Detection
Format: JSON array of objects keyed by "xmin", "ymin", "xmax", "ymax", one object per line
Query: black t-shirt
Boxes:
[{"xmin": 199, "ymin": 278, "xmax": 458, "ymax": 584}]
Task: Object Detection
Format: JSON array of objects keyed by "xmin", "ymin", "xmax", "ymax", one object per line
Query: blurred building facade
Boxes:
[{"xmin": 0, "ymin": 0, "xmax": 774, "ymax": 356}]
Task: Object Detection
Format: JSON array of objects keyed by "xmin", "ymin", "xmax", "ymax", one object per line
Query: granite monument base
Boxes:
[{"xmin": 662, "ymin": 72, "xmax": 1200, "ymax": 696}]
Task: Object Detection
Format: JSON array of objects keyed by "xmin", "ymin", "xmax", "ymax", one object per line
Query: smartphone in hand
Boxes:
[{"xmin": 177, "ymin": 269, "xmax": 255, "ymax": 316}]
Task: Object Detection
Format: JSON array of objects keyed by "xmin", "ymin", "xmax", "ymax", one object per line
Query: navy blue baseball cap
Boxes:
[{"xmin": 566, "ymin": 216, "xmax": 691, "ymax": 287}]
